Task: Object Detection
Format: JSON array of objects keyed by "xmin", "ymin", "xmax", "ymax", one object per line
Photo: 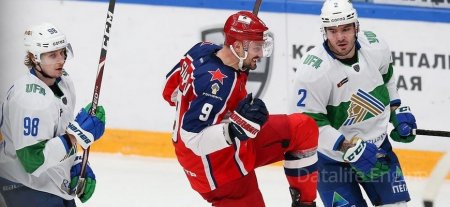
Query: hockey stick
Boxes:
[
  {"xmin": 76, "ymin": 0, "xmax": 116, "ymax": 197},
  {"xmin": 414, "ymin": 129, "xmax": 450, "ymax": 137},
  {"xmin": 253, "ymin": 0, "xmax": 262, "ymax": 15}
]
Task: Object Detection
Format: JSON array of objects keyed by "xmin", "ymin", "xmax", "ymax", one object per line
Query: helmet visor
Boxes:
[
  {"xmin": 39, "ymin": 44, "xmax": 73, "ymax": 65},
  {"xmin": 247, "ymin": 32, "xmax": 273, "ymax": 58}
]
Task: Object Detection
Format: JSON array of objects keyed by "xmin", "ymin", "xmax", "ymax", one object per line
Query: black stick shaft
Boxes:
[{"xmin": 414, "ymin": 129, "xmax": 450, "ymax": 137}]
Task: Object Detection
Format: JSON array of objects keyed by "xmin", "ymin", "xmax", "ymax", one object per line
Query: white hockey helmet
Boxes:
[
  {"xmin": 320, "ymin": 0, "xmax": 358, "ymax": 28},
  {"xmin": 24, "ymin": 22, "xmax": 73, "ymax": 63}
]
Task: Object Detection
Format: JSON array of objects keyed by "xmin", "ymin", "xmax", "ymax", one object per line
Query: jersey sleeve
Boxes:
[
  {"xmin": 162, "ymin": 63, "xmax": 181, "ymax": 106},
  {"xmin": 180, "ymin": 66, "xmax": 237, "ymax": 156},
  {"xmin": 376, "ymin": 35, "xmax": 401, "ymax": 106},
  {"xmin": 291, "ymin": 60, "xmax": 345, "ymax": 155},
  {"xmin": 6, "ymin": 86, "xmax": 72, "ymax": 176}
]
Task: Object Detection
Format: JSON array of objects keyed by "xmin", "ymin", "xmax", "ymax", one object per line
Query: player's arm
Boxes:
[
  {"xmin": 8, "ymin": 94, "xmax": 77, "ymax": 176},
  {"xmin": 162, "ymin": 62, "xmax": 181, "ymax": 106},
  {"xmin": 377, "ymin": 38, "xmax": 400, "ymax": 107},
  {"xmin": 293, "ymin": 72, "xmax": 345, "ymax": 154},
  {"xmin": 378, "ymin": 42, "xmax": 417, "ymax": 143}
]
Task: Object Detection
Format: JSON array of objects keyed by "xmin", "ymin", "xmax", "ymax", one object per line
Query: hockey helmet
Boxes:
[
  {"xmin": 320, "ymin": 0, "xmax": 358, "ymax": 28},
  {"xmin": 24, "ymin": 22, "xmax": 73, "ymax": 63},
  {"xmin": 223, "ymin": 11, "xmax": 273, "ymax": 57}
]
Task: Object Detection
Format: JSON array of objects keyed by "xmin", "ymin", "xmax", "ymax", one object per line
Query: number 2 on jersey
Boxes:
[
  {"xmin": 24, "ymin": 117, "xmax": 39, "ymax": 136},
  {"xmin": 297, "ymin": 89, "xmax": 307, "ymax": 107}
]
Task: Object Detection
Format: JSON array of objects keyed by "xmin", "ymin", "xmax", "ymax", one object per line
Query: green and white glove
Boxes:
[
  {"xmin": 70, "ymin": 156, "xmax": 96, "ymax": 203},
  {"xmin": 67, "ymin": 103, "xmax": 106, "ymax": 149},
  {"xmin": 390, "ymin": 106, "xmax": 417, "ymax": 143}
]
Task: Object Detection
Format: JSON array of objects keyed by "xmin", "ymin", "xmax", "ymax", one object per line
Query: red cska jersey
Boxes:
[{"xmin": 163, "ymin": 42, "xmax": 254, "ymax": 193}]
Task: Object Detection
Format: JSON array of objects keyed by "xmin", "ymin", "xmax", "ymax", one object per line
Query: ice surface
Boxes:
[{"xmin": 75, "ymin": 153, "xmax": 450, "ymax": 207}]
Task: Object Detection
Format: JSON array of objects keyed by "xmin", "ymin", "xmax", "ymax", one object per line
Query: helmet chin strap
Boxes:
[
  {"xmin": 230, "ymin": 45, "xmax": 248, "ymax": 71},
  {"xmin": 35, "ymin": 63, "xmax": 54, "ymax": 79}
]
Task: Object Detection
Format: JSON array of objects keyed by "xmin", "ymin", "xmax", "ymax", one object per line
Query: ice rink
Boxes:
[{"xmin": 74, "ymin": 153, "xmax": 450, "ymax": 207}]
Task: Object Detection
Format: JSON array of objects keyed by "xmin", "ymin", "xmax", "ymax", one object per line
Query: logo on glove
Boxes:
[
  {"xmin": 230, "ymin": 113, "xmax": 259, "ymax": 135},
  {"xmin": 68, "ymin": 122, "xmax": 91, "ymax": 145}
]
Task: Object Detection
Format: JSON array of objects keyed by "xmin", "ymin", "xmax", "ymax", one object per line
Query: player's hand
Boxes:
[
  {"xmin": 70, "ymin": 156, "xmax": 96, "ymax": 203},
  {"xmin": 342, "ymin": 137, "xmax": 389, "ymax": 181},
  {"xmin": 227, "ymin": 93, "xmax": 268, "ymax": 142},
  {"xmin": 390, "ymin": 106, "xmax": 417, "ymax": 143},
  {"xmin": 67, "ymin": 104, "xmax": 106, "ymax": 149}
]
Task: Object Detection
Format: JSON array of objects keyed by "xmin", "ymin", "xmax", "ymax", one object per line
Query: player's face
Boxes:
[
  {"xmin": 39, "ymin": 48, "xmax": 67, "ymax": 77},
  {"xmin": 326, "ymin": 23, "xmax": 357, "ymax": 58},
  {"xmin": 243, "ymin": 41, "xmax": 265, "ymax": 70}
]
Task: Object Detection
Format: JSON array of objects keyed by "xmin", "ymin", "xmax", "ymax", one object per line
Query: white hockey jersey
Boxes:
[
  {"xmin": 289, "ymin": 31, "xmax": 400, "ymax": 162},
  {"xmin": 0, "ymin": 69, "xmax": 77, "ymax": 199}
]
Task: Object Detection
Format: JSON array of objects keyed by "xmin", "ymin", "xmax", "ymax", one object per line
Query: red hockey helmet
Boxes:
[{"xmin": 223, "ymin": 11, "xmax": 268, "ymax": 46}]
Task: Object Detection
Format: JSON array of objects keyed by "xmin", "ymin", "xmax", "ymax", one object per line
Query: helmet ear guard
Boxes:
[{"xmin": 24, "ymin": 22, "xmax": 73, "ymax": 63}]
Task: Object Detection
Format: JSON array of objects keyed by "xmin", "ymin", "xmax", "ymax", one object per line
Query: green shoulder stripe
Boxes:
[
  {"xmin": 382, "ymin": 63, "xmax": 394, "ymax": 84},
  {"xmin": 303, "ymin": 112, "xmax": 330, "ymax": 127},
  {"xmin": 16, "ymin": 141, "xmax": 47, "ymax": 173}
]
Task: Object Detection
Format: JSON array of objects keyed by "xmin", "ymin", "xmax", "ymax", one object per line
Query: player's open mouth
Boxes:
[{"xmin": 337, "ymin": 43, "xmax": 347, "ymax": 47}]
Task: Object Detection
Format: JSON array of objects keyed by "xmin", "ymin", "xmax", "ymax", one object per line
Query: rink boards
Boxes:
[{"xmin": 90, "ymin": 129, "xmax": 450, "ymax": 179}]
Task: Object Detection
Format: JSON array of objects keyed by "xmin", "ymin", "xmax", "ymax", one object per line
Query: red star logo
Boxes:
[{"xmin": 209, "ymin": 68, "xmax": 227, "ymax": 85}]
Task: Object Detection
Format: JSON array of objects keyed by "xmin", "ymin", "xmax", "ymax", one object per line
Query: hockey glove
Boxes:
[
  {"xmin": 343, "ymin": 137, "xmax": 389, "ymax": 181},
  {"xmin": 67, "ymin": 104, "xmax": 106, "ymax": 149},
  {"xmin": 289, "ymin": 187, "xmax": 316, "ymax": 207},
  {"xmin": 390, "ymin": 106, "xmax": 417, "ymax": 143},
  {"xmin": 70, "ymin": 156, "xmax": 96, "ymax": 203},
  {"xmin": 227, "ymin": 94, "xmax": 268, "ymax": 143}
]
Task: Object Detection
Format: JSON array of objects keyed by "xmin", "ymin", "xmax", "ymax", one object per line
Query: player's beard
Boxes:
[{"xmin": 243, "ymin": 56, "xmax": 260, "ymax": 71}]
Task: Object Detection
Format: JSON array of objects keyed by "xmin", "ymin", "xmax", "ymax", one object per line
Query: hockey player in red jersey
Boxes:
[{"xmin": 163, "ymin": 11, "xmax": 318, "ymax": 207}]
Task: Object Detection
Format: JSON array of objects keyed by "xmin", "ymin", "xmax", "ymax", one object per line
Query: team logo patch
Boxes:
[
  {"xmin": 352, "ymin": 63, "xmax": 360, "ymax": 72},
  {"xmin": 201, "ymin": 27, "xmax": 272, "ymax": 98},
  {"xmin": 344, "ymin": 89, "xmax": 385, "ymax": 126},
  {"xmin": 332, "ymin": 192, "xmax": 349, "ymax": 207},
  {"xmin": 209, "ymin": 68, "xmax": 227, "ymax": 85},
  {"xmin": 211, "ymin": 83, "xmax": 220, "ymax": 95}
]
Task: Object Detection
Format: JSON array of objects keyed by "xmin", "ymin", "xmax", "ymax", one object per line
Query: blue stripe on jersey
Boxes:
[
  {"xmin": 205, "ymin": 155, "xmax": 218, "ymax": 188},
  {"xmin": 343, "ymin": 117, "xmax": 354, "ymax": 126},
  {"xmin": 390, "ymin": 99, "xmax": 401, "ymax": 107},
  {"xmin": 357, "ymin": 89, "xmax": 385, "ymax": 111},
  {"xmin": 284, "ymin": 163, "xmax": 318, "ymax": 177},
  {"xmin": 332, "ymin": 135, "xmax": 345, "ymax": 151}
]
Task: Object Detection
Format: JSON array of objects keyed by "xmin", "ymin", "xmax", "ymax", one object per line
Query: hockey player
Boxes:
[
  {"xmin": 0, "ymin": 23, "xmax": 106, "ymax": 206},
  {"xmin": 289, "ymin": 0, "xmax": 418, "ymax": 206},
  {"xmin": 163, "ymin": 11, "xmax": 319, "ymax": 207}
]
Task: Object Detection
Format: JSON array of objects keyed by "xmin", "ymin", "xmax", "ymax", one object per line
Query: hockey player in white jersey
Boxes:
[
  {"xmin": 0, "ymin": 23, "xmax": 106, "ymax": 206},
  {"xmin": 289, "ymin": 0, "xmax": 417, "ymax": 206}
]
